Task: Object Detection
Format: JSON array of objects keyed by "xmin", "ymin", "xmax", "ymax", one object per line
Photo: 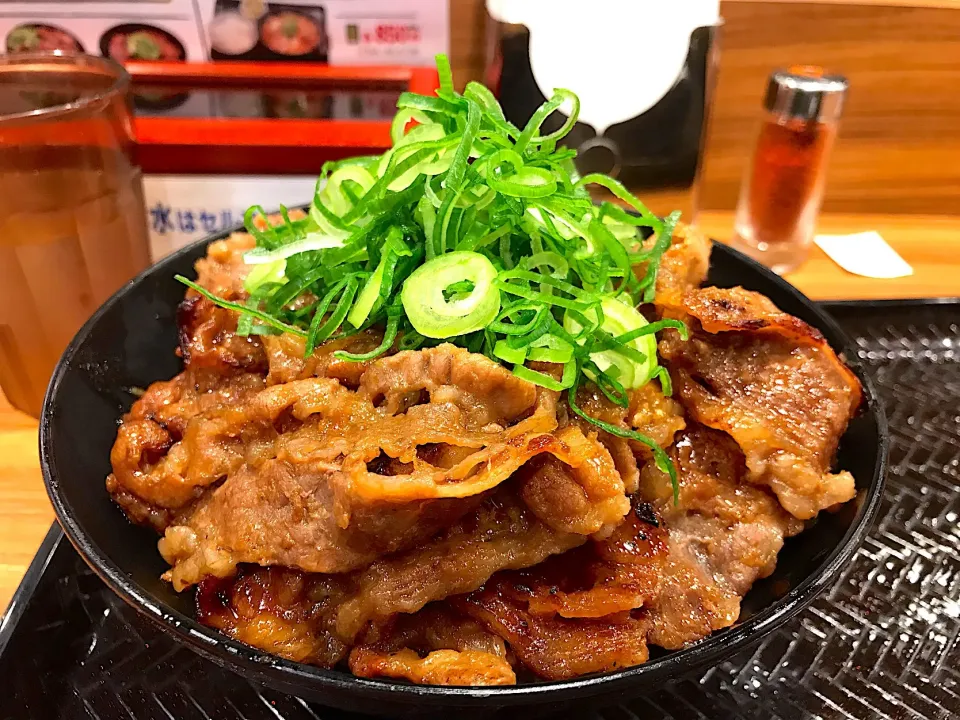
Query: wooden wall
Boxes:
[{"xmin": 449, "ymin": 0, "xmax": 960, "ymax": 215}]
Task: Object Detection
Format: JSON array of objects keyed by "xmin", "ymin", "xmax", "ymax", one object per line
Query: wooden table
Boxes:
[
  {"xmin": 1, "ymin": 211, "xmax": 957, "ymax": 613},
  {"xmin": 698, "ymin": 212, "xmax": 960, "ymax": 300}
]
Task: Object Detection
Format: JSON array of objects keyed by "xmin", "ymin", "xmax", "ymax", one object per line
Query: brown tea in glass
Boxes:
[{"xmin": 0, "ymin": 53, "xmax": 150, "ymax": 417}]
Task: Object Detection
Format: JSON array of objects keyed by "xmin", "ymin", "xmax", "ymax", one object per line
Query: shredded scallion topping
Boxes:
[{"xmin": 176, "ymin": 53, "xmax": 688, "ymax": 498}]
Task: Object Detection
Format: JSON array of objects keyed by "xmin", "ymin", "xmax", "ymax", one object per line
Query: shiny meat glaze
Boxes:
[
  {"xmin": 107, "ymin": 223, "xmax": 860, "ymax": 685},
  {"xmin": 152, "ymin": 359, "xmax": 628, "ymax": 589},
  {"xmin": 640, "ymin": 426, "xmax": 804, "ymax": 648},
  {"xmin": 658, "ymin": 286, "xmax": 861, "ymax": 519}
]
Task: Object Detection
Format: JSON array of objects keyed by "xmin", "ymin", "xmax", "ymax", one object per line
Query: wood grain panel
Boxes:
[
  {"xmin": 734, "ymin": 0, "xmax": 960, "ymax": 7},
  {"xmin": 0, "ymin": 395, "xmax": 50, "ymax": 613},
  {"xmin": 450, "ymin": 0, "xmax": 489, "ymax": 89},
  {"xmin": 449, "ymin": 0, "xmax": 960, "ymax": 215},
  {"xmin": 701, "ymin": 2, "xmax": 960, "ymax": 214}
]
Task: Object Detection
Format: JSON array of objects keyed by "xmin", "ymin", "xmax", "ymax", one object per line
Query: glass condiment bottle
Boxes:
[{"xmin": 731, "ymin": 67, "xmax": 848, "ymax": 274}]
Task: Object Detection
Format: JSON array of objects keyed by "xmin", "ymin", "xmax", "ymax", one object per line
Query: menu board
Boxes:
[{"xmin": 0, "ymin": 0, "xmax": 448, "ymax": 66}]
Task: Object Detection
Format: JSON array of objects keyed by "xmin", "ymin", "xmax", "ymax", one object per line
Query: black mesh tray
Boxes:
[{"xmin": 2, "ymin": 300, "xmax": 958, "ymax": 720}]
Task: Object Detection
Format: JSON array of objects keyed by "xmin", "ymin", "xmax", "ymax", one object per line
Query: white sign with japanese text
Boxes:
[
  {"xmin": 325, "ymin": 0, "xmax": 448, "ymax": 66},
  {"xmin": 144, "ymin": 174, "xmax": 317, "ymax": 260}
]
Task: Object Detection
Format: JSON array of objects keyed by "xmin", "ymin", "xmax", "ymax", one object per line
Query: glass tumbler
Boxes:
[{"xmin": 0, "ymin": 53, "xmax": 151, "ymax": 417}]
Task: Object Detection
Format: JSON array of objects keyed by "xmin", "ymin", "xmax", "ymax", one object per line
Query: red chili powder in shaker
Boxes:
[
  {"xmin": 746, "ymin": 115, "xmax": 836, "ymax": 246},
  {"xmin": 733, "ymin": 65, "xmax": 847, "ymax": 273}
]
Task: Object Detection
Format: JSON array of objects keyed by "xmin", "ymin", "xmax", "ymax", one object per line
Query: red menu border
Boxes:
[{"xmin": 129, "ymin": 62, "xmax": 440, "ymax": 174}]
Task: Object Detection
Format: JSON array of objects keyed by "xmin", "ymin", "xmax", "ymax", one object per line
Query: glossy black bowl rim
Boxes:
[{"xmin": 40, "ymin": 228, "xmax": 888, "ymax": 706}]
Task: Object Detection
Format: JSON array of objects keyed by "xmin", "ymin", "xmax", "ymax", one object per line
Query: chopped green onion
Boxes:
[
  {"xmin": 183, "ymin": 53, "xmax": 687, "ymax": 495},
  {"xmin": 564, "ymin": 296, "xmax": 658, "ymax": 390},
  {"xmin": 528, "ymin": 90, "xmax": 580, "ymax": 146},
  {"xmin": 655, "ymin": 366, "xmax": 673, "ymax": 397},
  {"xmin": 398, "ymin": 329, "xmax": 427, "ymax": 351},
  {"xmin": 348, "ymin": 228, "xmax": 408, "ymax": 328},
  {"xmin": 175, "ymin": 276, "xmax": 306, "ymax": 338},
  {"xmin": 436, "ymin": 53, "xmax": 454, "ymax": 95},
  {"xmin": 490, "ymin": 302, "xmax": 548, "ymax": 336},
  {"xmin": 520, "ymin": 251, "xmax": 569, "ymax": 280},
  {"xmin": 244, "ymin": 232, "xmax": 345, "ymax": 264},
  {"xmin": 576, "ymin": 173, "xmax": 658, "ymax": 224},
  {"xmin": 243, "ymin": 258, "xmax": 286, "ymax": 294},
  {"xmin": 486, "ymin": 149, "xmax": 558, "ymax": 198},
  {"xmin": 236, "ymin": 285, "xmax": 275, "ymax": 336},
  {"xmin": 349, "ymin": 266, "xmax": 385, "ymax": 329},
  {"xmin": 334, "ymin": 309, "xmax": 402, "ymax": 362},
  {"xmin": 512, "ymin": 361, "xmax": 576, "ymax": 391},
  {"xmin": 567, "ymin": 375, "xmax": 679, "ymax": 503},
  {"xmin": 401, "ymin": 251, "xmax": 500, "ymax": 338},
  {"xmin": 514, "ymin": 90, "xmax": 567, "ymax": 154},
  {"xmin": 639, "ymin": 211, "xmax": 681, "ymax": 304},
  {"xmin": 493, "ymin": 340, "xmax": 527, "ymax": 365},
  {"xmin": 526, "ymin": 333, "xmax": 575, "ymax": 364},
  {"xmin": 488, "ymin": 165, "xmax": 557, "ymax": 199},
  {"xmin": 306, "ymin": 276, "xmax": 359, "ymax": 355},
  {"xmin": 390, "ymin": 108, "xmax": 431, "ymax": 145}
]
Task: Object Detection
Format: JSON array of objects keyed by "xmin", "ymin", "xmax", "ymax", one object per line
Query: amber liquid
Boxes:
[{"xmin": 0, "ymin": 66, "xmax": 150, "ymax": 417}]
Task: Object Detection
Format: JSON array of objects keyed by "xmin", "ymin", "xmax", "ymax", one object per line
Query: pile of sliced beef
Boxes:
[{"xmin": 107, "ymin": 225, "xmax": 860, "ymax": 685}]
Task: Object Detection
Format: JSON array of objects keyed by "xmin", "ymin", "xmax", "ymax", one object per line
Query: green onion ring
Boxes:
[{"xmin": 401, "ymin": 251, "xmax": 500, "ymax": 338}]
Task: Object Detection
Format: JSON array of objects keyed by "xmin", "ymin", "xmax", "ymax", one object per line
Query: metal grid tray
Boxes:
[{"xmin": 1, "ymin": 300, "xmax": 958, "ymax": 720}]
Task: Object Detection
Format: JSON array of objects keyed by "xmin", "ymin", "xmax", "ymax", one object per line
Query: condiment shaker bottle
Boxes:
[{"xmin": 731, "ymin": 67, "xmax": 848, "ymax": 274}]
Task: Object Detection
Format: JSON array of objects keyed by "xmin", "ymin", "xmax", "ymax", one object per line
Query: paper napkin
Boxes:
[{"xmin": 813, "ymin": 231, "xmax": 913, "ymax": 279}]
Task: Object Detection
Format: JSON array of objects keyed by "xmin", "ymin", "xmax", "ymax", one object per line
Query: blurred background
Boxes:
[
  {"xmin": 458, "ymin": 0, "xmax": 960, "ymax": 220},
  {"xmin": 3, "ymin": 1, "xmax": 957, "ymax": 252}
]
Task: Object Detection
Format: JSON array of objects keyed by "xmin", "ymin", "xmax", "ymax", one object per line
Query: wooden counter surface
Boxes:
[
  {"xmin": 698, "ymin": 211, "xmax": 960, "ymax": 300},
  {"xmin": 1, "ymin": 211, "xmax": 958, "ymax": 613}
]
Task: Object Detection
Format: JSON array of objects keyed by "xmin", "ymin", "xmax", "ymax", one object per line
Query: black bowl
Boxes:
[{"xmin": 40, "ymin": 229, "xmax": 887, "ymax": 717}]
